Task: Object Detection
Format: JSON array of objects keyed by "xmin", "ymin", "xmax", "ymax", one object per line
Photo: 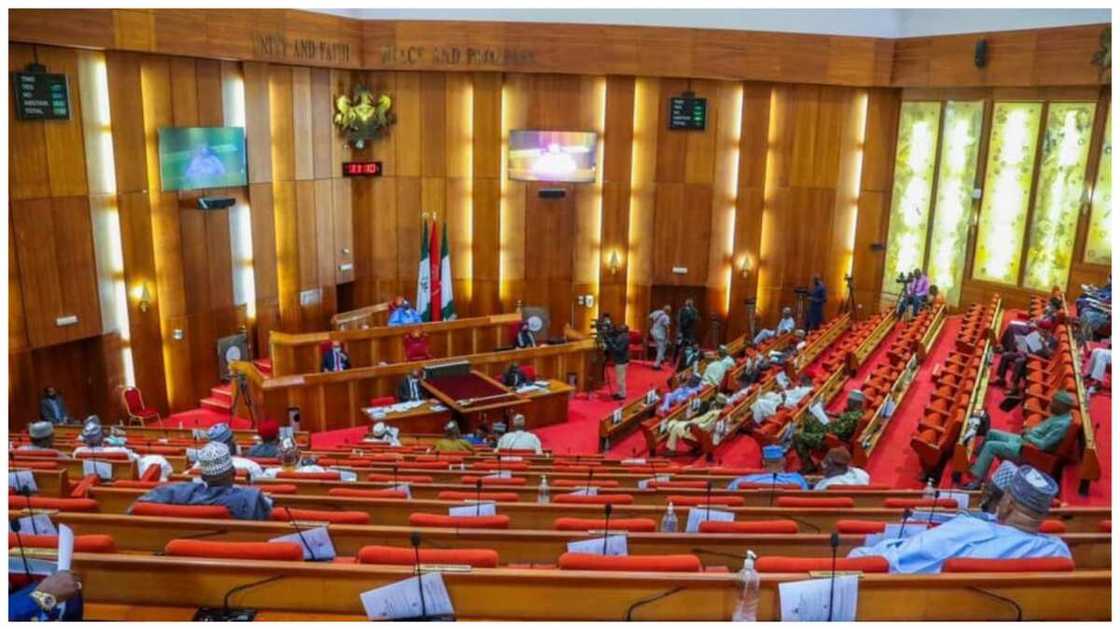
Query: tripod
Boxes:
[
  {"xmin": 841, "ymin": 274, "xmax": 857, "ymax": 319},
  {"xmin": 228, "ymin": 372, "xmax": 258, "ymax": 429}
]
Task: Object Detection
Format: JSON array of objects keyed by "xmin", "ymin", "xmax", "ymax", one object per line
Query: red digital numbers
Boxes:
[{"xmin": 342, "ymin": 161, "xmax": 383, "ymax": 177}]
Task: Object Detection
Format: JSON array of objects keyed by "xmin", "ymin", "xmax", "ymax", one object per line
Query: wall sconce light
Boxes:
[
  {"xmin": 737, "ymin": 255, "xmax": 752, "ymax": 278},
  {"xmin": 607, "ymin": 250, "xmax": 622, "ymax": 274},
  {"xmin": 133, "ymin": 283, "xmax": 152, "ymax": 313}
]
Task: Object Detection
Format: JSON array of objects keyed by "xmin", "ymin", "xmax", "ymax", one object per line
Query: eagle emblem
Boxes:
[{"xmin": 333, "ymin": 83, "xmax": 395, "ymax": 149}]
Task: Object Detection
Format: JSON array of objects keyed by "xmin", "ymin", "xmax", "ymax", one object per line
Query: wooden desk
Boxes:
[
  {"xmin": 25, "ymin": 549, "xmax": 1112, "ymax": 620},
  {"xmin": 423, "ymin": 370, "xmax": 529, "ymax": 431},
  {"xmin": 362, "ymin": 400, "xmax": 453, "ymax": 434}
]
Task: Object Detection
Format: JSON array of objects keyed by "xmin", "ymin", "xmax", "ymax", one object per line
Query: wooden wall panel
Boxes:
[
  {"xmin": 9, "ymin": 44, "xmax": 51, "ymax": 200},
  {"xmin": 851, "ymin": 88, "xmax": 900, "ymax": 313},
  {"xmin": 597, "ymin": 76, "xmax": 635, "ymax": 328}
]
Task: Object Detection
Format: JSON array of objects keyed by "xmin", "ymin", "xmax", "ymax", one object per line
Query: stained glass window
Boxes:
[
  {"xmin": 973, "ymin": 102, "xmax": 1043, "ymax": 285},
  {"xmin": 927, "ymin": 101, "xmax": 983, "ymax": 306},
  {"xmin": 881, "ymin": 102, "xmax": 941, "ymax": 302},
  {"xmin": 1085, "ymin": 108, "xmax": 1112, "ymax": 265},
  {"xmin": 1023, "ymin": 102, "xmax": 1096, "ymax": 291}
]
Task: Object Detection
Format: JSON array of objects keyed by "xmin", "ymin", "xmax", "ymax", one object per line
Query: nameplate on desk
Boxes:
[
  {"xmin": 450, "ymin": 501, "xmax": 496, "ymax": 517},
  {"xmin": 55, "ymin": 314, "xmax": 78, "ymax": 327}
]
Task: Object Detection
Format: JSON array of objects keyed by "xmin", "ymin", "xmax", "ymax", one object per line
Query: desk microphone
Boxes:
[
  {"xmin": 410, "ymin": 531, "xmax": 428, "ymax": 619},
  {"xmin": 393, "ymin": 464, "xmax": 399, "ymax": 487},
  {"xmin": 586, "ymin": 467, "xmax": 594, "ymax": 492},
  {"xmin": 475, "ymin": 479, "xmax": 483, "ymax": 516},
  {"xmin": 19, "ymin": 486, "xmax": 37, "ymax": 534},
  {"xmin": 897, "ymin": 508, "xmax": 913, "ymax": 540},
  {"xmin": 768, "ymin": 472, "xmax": 778, "ymax": 507},
  {"xmin": 10, "ymin": 518, "xmax": 32, "ymax": 580},
  {"xmin": 705, "ymin": 481, "xmax": 713, "ymax": 522},
  {"xmin": 602, "ymin": 503, "xmax": 613, "ymax": 555},
  {"xmin": 926, "ymin": 489, "xmax": 941, "ymax": 528},
  {"xmin": 827, "ymin": 532, "xmax": 840, "ymax": 622},
  {"xmin": 282, "ymin": 506, "xmax": 317, "ymax": 562}
]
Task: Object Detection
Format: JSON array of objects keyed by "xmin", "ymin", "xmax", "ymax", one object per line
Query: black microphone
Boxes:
[
  {"xmin": 475, "ymin": 479, "xmax": 483, "ymax": 516},
  {"xmin": 204, "ymin": 574, "xmax": 287, "ymax": 621},
  {"xmin": 926, "ymin": 489, "xmax": 941, "ymax": 527},
  {"xmin": 282, "ymin": 506, "xmax": 317, "ymax": 562},
  {"xmin": 410, "ymin": 531, "xmax": 428, "ymax": 619},
  {"xmin": 393, "ymin": 464, "xmax": 399, "ymax": 487},
  {"xmin": 897, "ymin": 508, "xmax": 913, "ymax": 540},
  {"xmin": 10, "ymin": 518, "xmax": 32, "ymax": 580},
  {"xmin": 19, "ymin": 486, "xmax": 37, "ymax": 534},
  {"xmin": 705, "ymin": 480, "xmax": 713, "ymax": 522},
  {"xmin": 828, "ymin": 531, "xmax": 840, "ymax": 622},
  {"xmin": 769, "ymin": 472, "xmax": 778, "ymax": 507},
  {"xmin": 602, "ymin": 503, "xmax": 613, "ymax": 555},
  {"xmin": 586, "ymin": 467, "xmax": 594, "ymax": 492}
]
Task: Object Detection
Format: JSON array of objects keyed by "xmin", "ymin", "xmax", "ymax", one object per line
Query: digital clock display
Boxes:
[{"xmin": 342, "ymin": 161, "xmax": 383, "ymax": 177}]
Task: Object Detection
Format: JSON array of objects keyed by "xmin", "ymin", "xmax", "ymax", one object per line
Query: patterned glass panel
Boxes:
[
  {"xmin": 1023, "ymin": 102, "xmax": 1096, "ymax": 291},
  {"xmin": 927, "ymin": 101, "xmax": 983, "ymax": 306},
  {"xmin": 973, "ymin": 102, "xmax": 1043, "ymax": 284},
  {"xmin": 881, "ymin": 102, "xmax": 941, "ymax": 302},
  {"xmin": 1085, "ymin": 108, "xmax": 1112, "ymax": 265}
]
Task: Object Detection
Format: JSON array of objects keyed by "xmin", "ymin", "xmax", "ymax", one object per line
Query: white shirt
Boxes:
[
  {"xmin": 73, "ymin": 445, "xmax": 174, "ymax": 481},
  {"xmin": 777, "ymin": 316, "xmax": 796, "ymax": 334},
  {"xmin": 191, "ymin": 456, "xmax": 264, "ymax": 481},
  {"xmin": 258, "ymin": 464, "xmax": 327, "ymax": 479},
  {"xmin": 496, "ymin": 430, "xmax": 542, "ymax": 454},
  {"xmin": 813, "ymin": 467, "xmax": 870, "ymax": 490}
]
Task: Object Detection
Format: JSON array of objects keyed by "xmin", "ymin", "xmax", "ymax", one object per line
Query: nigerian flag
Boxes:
[
  {"xmin": 416, "ymin": 220, "xmax": 431, "ymax": 321},
  {"xmin": 440, "ymin": 222, "xmax": 456, "ymax": 320}
]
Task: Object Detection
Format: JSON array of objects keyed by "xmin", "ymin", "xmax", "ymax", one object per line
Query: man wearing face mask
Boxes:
[{"xmin": 39, "ymin": 387, "xmax": 73, "ymax": 425}]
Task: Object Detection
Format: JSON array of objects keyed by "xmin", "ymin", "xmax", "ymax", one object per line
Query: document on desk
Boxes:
[
  {"xmin": 863, "ymin": 522, "xmax": 928, "ymax": 546},
  {"xmin": 8, "ymin": 470, "xmax": 37, "ymax": 493},
  {"xmin": 390, "ymin": 483, "xmax": 413, "ymax": 498},
  {"xmin": 82, "ymin": 459, "xmax": 113, "ymax": 481},
  {"xmin": 57, "ymin": 524, "xmax": 75, "ymax": 571},
  {"xmin": 566, "ymin": 486, "xmax": 599, "ymax": 496},
  {"xmin": 449, "ymin": 501, "xmax": 496, "ymax": 517},
  {"xmin": 809, "ymin": 402, "xmax": 830, "ymax": 425},
  {"xmin": 485, "ymin": 470, "xmax": 513, "ymax": 480},
  {"xmin": 18, "ymin": 514, "xmax": 57, "ymax": 536},
  {"xmin": 943, "ymin": 490, "xmax": 970, "ymax": 510},
  {"xmin": 566, "ymin": 534, "xmax": 628, "ymax": 556},
  {"xmin": 269, "ymin": 526, "xmax": 336, "ymax": 561},
  {"xmin": 779, "ymin": 575, "xmax": 858, "ymax": 621},
  {"xmin": 685, "ymin": 507, "xmax": 734, "ymax": 533},
  {"xmin": 361, "ymin": 572, "xmax": 454, "ymax": 620},
  {"xmin": 637, "ymin": 475, "xmax": 672, "ymax": 489}
]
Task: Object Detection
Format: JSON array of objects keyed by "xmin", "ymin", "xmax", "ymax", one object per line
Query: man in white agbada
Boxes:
[
  {"xmin": 364, "ymin": 421, "xmax": 402, "ymax": 446},
  {"xmin": 72, "ymin": 418, "xmax": 172, "ymax": 480},
  {"xmin": 188, "ymin": 423, "xmax": 263, "ymax": 481},
  {"xmin": 496, "ymin": 414, "xmax": 543, "ymax": 454},
  {"xmin": 258, "ymin": 439, "xmax": 328, "ymax": 479},
  {"xmin": 750, "ymin": 374, "xmax": 814, "ymax": 424},
  {"xmin": 647, "ymin": 305, "xmax": 672, "ymax": 370},
  {"xmin": 1084, "ymin": 343, "xmax": 1110, "ymax": 396},
  {"xmin": 812, "ymin": 446, "xmax": 870, "ymax": 490},
  {"xmin": 753, "ymin": 307, "xmax": 796, "ymax": 345},
  {"xmin": 666, "ymin": 394, "xmax": 727, "ymax": 450},
  {"xmin": 701, "ymin": 346, "xmax": 736, "ymax": 387}
]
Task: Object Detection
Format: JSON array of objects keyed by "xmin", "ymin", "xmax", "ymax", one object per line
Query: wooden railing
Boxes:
[
  {"xmin": 951, "ymin": 298, "xmax": 1004, "ymax": 478},
  {"xmin": 269, "ymin": 313, "xmax": 523, "ymax": 376},
  {"xmin": 330, "ymin": 301, "xmax": 391, "ymax": 331}
]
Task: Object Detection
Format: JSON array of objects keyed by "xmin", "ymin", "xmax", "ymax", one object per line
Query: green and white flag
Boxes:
[
  {"xmin": 440, "ymin": 222, "xmax": 456, "ymax": 320},
  {"xmin": 416, "ymin": 220, "xmax": 432, "ymax": 321}
]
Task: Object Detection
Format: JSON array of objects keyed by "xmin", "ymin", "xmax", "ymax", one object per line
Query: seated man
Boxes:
[
  {"xmin": 665, "ymin": 394, "xmax": 727, "ymax": 451},
  {"xmin": 659, "ymin": 374, "xmax": 704, "ymax": 415},
  {"xmin": 999, "ymin": 297, "xmax": 1063, "ymax": 350},
  {"xmin": 72, "ymin": 418, "xmax": 172, "ymax": 480},
  {"xmin": 396, "ymin": 368, "xmax": 427, "ymax": 402},
  {"xmin": 188, "ymin": 423, "xmax": 264, "ymax": 481},
  {"xmin": 8, "ymin": 570, "xmax": 84, "ymax": 621},
  {"xmin": 364, "ymin": 421, "xmax": 402, "ymax": 447},
  {"xmin": 258, "ymin": 439, "xmax": 327, "ymax": 479},
  {"xmin": 39, "ymin": 387, "xmax": 73, "ymax": 425},
  {"xmin": 993, "ymin": 327, "xmax": 1058, "ymax": 394},
  {"xmin": 753, "ymin": 307, "xmax": 796, "ymax": 346},
  {"xmin": 812, "ymin": 446, "xmax": 870, "ymax": 490},
  {"xmin": 465, "ymin": 424, "xmax": 493, "ymax": 448},
  {"xmin": 496, "ymin": 413, "xmax": 542, "ymax": 454},
  {"xmin": 246, "ymin": 419, "xmax": 281, "ymax": 458},
  {"xmin": 963, "ymin": 390, "xmax": 1075, "ymax": 489},
  {"xmin": 433, "ymin": 421, "xmax": 475, "ymax": 453},
  {"xmin": 320, "ymin": 340, "xmax": 350, "ymax": 373},
  {"xmin": 701, "ymin": 345, "xmax": 735, "ymax": 387},
  {"xmin": 792, "ymin": 389, "xmax": 865, "ymax": 472},
  {"xmin": 848, "ymin": 465, "xmax": 1071, "ymax": 573},
  {"xmin": 388, "ymin": 297, "xmax": 423, "ymax": 326},
  {"xmin": 727, "ymin": 444, "xmax": 809, "ymax": 490},
  {"xmin": 17, "ymin": 421, "xmax": 60, "ymax": 454},
  {"xmin": 895, "ymin": 268, "xmax": 929, "ymax": 319},
  {"xmin": 1083, "ymin": 341, "xmax": 1111, "ymax": 397},
  {"xmin": 514, "ymin": 321, "xmax": 537, "ymax": 349},
  {"xmin": 501, "ymin": 362, "xmax": 530, "ymax": 388},
  {"xmin": 132, "ymin": 442, "xmax": 272, "ymax": 520},
  {"xmin": 676, "ymin": 341, "xmax": 702, "ymax": 373}
]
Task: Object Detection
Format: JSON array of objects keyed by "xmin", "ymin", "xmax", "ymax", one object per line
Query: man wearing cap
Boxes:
[
  {"xmin": 364, "ymin": 421, "xmax": 402, "ymax": 447},
  {"xmin": 496, "ymin": 414, "xmax": 543, "ymax": 454},
  {"xmin": 701, "ymin": 346, "xmax": 735, "ymax": 388},
  {"xmin": 847, "ymin": 465, "xmax": 1071, "ymax": 573},
  {"xmin": 433, "ymin": 421, "xmax": 475, "ymax": 453},
  {"xmin": 727, "ymin": 445, "xmax": 810, "ymax": 490},
  {"xmin": 246, "ymin": 420, "xmax": 281, "ymax": 458},
  {"xmin": 813, "ymin": 446, "xmax": 870, "ymax": 489},
  {"xmin": 792, "ymin": 390, "xmax": 865, "ymax": 472},
  {"xmin": 258, "ymin": 439, "xmax": 327, "ymax": 479},
  {"xmin": 665, "ymin": 395, "xmax": 727, "ymax": 451},
  {"xmin": 132, "ymin": 442, "xmax": 272, "ymax": 520},
  {"xmin": 753, "ymin": 307, "xmax": 796, "ymax": 346},
  {"xmin": 397, "ymin": 368, "xmax": 427, "ymax": 403},
  {"xmin": 72, "ymin": 418, "xmax": 172, "ymax": 481},
  {"xmin": 19, "ymin": 421, "xmax": 59, "ymax": 454},
  {"xmin": 189, "ymin": 423, "xmax": 264, "ymax": 481},
  {"xmin": 963, "ymin": 390, "xmax": 1075, "ymax": 490}
]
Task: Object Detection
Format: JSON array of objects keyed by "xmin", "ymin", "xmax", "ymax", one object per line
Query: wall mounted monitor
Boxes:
[
  {"xmin": 508, "ymin": 130, "xmax": 597, "ymax": 183},
  {"xmin": 158, "ymin": 126, "xmax": 248, "ymax": 191}
]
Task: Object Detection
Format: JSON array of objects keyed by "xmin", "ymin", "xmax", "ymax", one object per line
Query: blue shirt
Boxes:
[
  {"xmin": 847, "ymin": 513, "xmax": 1071, "ymax": 574},
  {"xmin": 131, "ymin": 482, "xmax": 273, "ymax": 521},
  {"xmin": 246, "ymin": 441, "xmax": 280, "ymax": 458},
  {"xmin": 389, "ymin": 307, "xmax": 423, "ymax": 326},
  {"xmin": 727, "ymin": 472, "xmax": 809, "ymax": 491},
  {"xmin": 9, "ymin": 583, "xmax": 83, "ymax": 621}
]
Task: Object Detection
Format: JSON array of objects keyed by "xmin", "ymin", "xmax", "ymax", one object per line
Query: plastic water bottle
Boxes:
[
  {"xmin": 660, "ymin": 502, "xmax": 678, "ymax": 532},
  {"xmin": 731, "ymin": 550, "xmax": 760, "ymax": 622},
  {"xmin": 922, "ymin": 479, "xmax": 935, "ymax": 500},
  {"xmin": 537, "ymin": 475, "xmax": 550, "ymax": 504}
]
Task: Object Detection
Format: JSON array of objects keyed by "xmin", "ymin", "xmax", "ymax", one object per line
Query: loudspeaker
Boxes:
[
  {"xmin": 974, "ymin": 39, "xmax": 989, "ymax": 68},
  {"xmin": 197, "ymin": 196, "xmax": 236, "ymax": 210},
  {"xmin": 538, "ymin": 188, "xmax": 566, "ymax": 199}
]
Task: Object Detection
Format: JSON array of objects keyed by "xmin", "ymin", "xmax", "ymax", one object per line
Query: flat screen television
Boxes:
[
  {"xmin": 508, "ymin": 130, "xmax": 597, "ymax": 183},
  {"xmin": 158, "ymin": 127, "xmax": 248, "ymax": 192}
]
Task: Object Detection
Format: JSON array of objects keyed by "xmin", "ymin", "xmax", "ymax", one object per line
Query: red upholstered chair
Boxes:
[
  {"xmin": 259, "ymin": 484, "xmax": 298, "ymax": 495},
  {"xmin": 358, "ymin": 545, "xmax": 500, "ymax": 568},
  {"xmin": 407, "ymin": 513, "xmax": 511, "ymax": 529},
  {"xmin": 9, "ymin": 533, "xmax": 116, "ymax": 553},
  {"xmin": 275, "ymin": 470, "xmax": 342, "ymax": 481},
  {"xmin": 698, "ymin": 520, "xmax": 799, "ymax": 534},
  {"xmin": 1039, "ymin": 520, "xmax": 1067, "ymax": 534},
  {"xmin": 471, "ymin": 461, "xmax": 531, "ymax": 471},
  {"xmin": 438, "ymin": 490, "xmax": 520, "ymax": 502},
  {"xmin": 553, "ymin": 494, "xmax": 635, "ymax": 505},
  {"xmin": 366, "ymin": 473, "xmax": 434, "ymax": 484},
  {"xmin": 756, "ymin": 556, "xmax": 889, "ymax": 573},
  {"xmin": 111, "ymin": 480, "xmax": 160, "ymax": 489},
  {"xmin": 269, "ymin": 508, "xmax": 370, "ymax": 525},
  {"xmin": 627, "ymin": 330, "xmax": 645, "ymax": 361},
  {"xmin": 520, "ymin": 365, "xmax": 537, "ymax": 381},
  {"xmin": 942, "ymin": 557, "xmax": 1075, "ymax": 573},
  {"xmin": 9, "ymin": 496, "xmax": 98, "ymax": 512},
  {"xmin": 553, "ymin": 517, "xmax": 658, "ymax": 532},
  {"xmin": 74, "ymin": 451, "xmax": 130, "ymax": 461},
  {"xmin": 140, "ymin": 463, "xmax": 164, "ymax": 482},
  {"xmin": 559, "ymin": 553, "xmax": 703, "ymax": 573},
  {"xmin": 665, "ymin": 495, "xmax": 746, "ymax": 507},
  {"xmin": 732, "ymin": 482, "xmax": 804, "ymax": 491},
  {"xmin": 399, "ymin": 461, "xmax": 455, "ymax": 470},
  {"xmin": 459, "ymin": 476, "xmax": 529, "ymax": 487},
  {"xmin": 551, "ymin": 479, "xmax": 620, "ymax": 488},
  {"xmin": 121, "ymin": 386, "xmax": 160, "ymax": 427},
  {"xmin": 369, "ymin": 395, "xmax": 397, "ymax": 408},
  {"xmin": 835, "ymin": 520, "xmax": 887, "ymax": 535},
  {"xmin": 403, "ymin": 332, "xmax": 431, "ymax": 361},
  {"xmin": 826, "ymin": 484, "xmax": 892, "ymax": 491},
  {"xmin": 327, "ymin": 488, "xmax": 409, "ymax": 499},
  {"xmin": 645, "ymin": 480, "xmax": 707, "ymax": 489},
  {"xmin": 775, "ymin": 496, "xmax": 855, "ymax": 508},
  {"xmin": 9, "ymin": 460, "xmax": 61, "ymax": 469},
  {"xmin": 882, "ymin": 498, "xmax": 959, "ymax": 509},
  {"xmin": 164, "ymin": 539, "xmax": 304, "ymax": 561},
  {"xmin": 131, "ymin": 503, "xmax": 232, "ymax": 519}
]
